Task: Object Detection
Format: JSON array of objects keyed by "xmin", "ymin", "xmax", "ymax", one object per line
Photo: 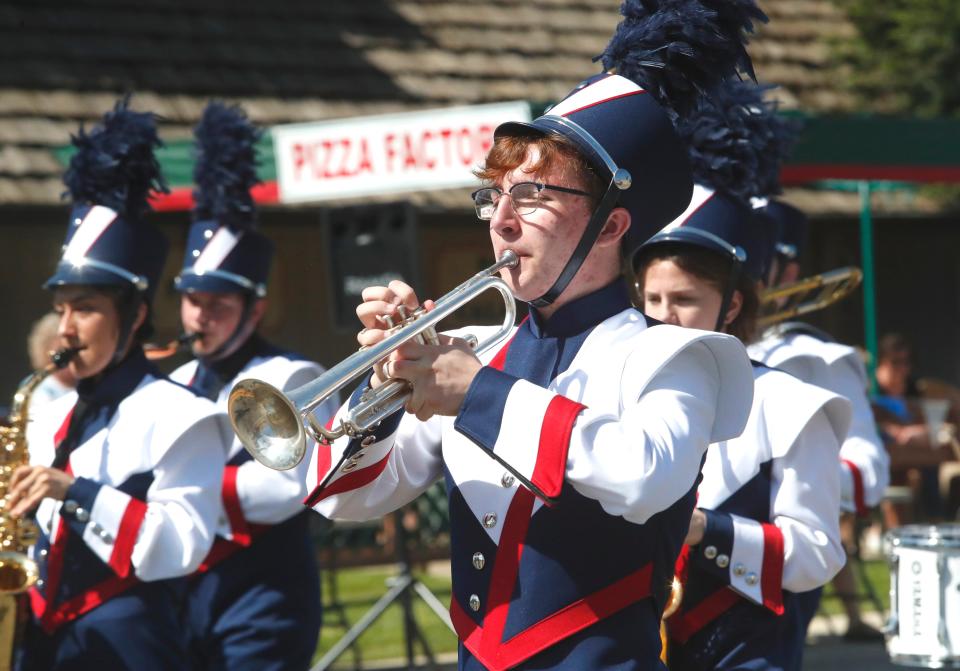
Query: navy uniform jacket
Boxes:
[
  {"xmin": 666, "ymin": 363, "xmax": 849, "ymax": 670},
  {"xmin": 304, "ymin": 282, "xmax": 754, "ymax": 671},
  {"xmin": 23, "ymin": 349, "xmax": 229, "ymax": 634}
]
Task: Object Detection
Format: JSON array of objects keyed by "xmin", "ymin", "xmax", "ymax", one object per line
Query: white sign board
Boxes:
[{"xmin": 273, "ymin": 101, "xmax": 532, "ymax": 204}]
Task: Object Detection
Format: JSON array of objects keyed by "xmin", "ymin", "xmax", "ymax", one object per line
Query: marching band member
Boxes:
[
  {"xmin": 300, "ymin": 2, "xmax": 766, "ymax": 668},
  {"xmin": 12, "ymin": 100, "xmax": 230, "ymax": 670},
  {"xmin": 169, "ymin": 103, "xmax": 335, "ymax": 671},
  {"xmin": 634, "ymin": 82, "xmax": 849, "ymax": 670},
  {"xmin": 748, "ymin": 200, "xmax": 890, "ymax": 642}
]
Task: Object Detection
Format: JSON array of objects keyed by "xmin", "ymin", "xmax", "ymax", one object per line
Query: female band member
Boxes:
[
  {"xmin": 635, "ymin": 82, "xmax": 849, "ymax": 671},
  {"xmin": 11, "ymin": 100, "xmax": 229, "ymax": 670}
]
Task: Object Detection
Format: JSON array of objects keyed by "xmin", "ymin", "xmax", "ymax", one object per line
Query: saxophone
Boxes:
[
  {"xmin": 0, "ymin": 348, "xmax": 79, "ymax": 594},
  {"xmin": 0, "ymin": 347, "xmax": 79, "ymax": 669}
]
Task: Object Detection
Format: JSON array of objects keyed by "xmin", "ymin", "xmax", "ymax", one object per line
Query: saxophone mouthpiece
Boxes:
[{"xmin": 50, "ymin": 346, "xmax": 84, "ymax": 370}]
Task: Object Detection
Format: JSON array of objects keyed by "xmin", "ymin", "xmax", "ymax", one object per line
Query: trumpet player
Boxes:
[
  {"xmin": 169, "ymin": 103, "xmax": 334, "ymax": 671},
  {"xmin": 748, "ymin": 199, "xmax": 890, "ymax": 642},
  {"xmin": 11, "ymin": 100, "xmax": 229, "ymax": 670},
  {"xmin": 300, "ymin": 3, "xmax": 766, "ymax": 668},
  {"xmin": 635, "ymin": 81, "xmax": 848, "ymax": 671}
]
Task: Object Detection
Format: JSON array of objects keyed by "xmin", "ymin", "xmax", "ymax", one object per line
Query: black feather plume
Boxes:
[
  {"xmin": 192, "ymin": 102, "xmax": 262, "ymax": 231},
  {"xmin": 677, "ymin": 81, "xmax": 795, "ymax": 202},
  {"xmin": 598, "ymin": 0, "xmax": 765, "ymax": 120},
  {"xmin": 63, "ymin": 96, "xmax": 167, "ymax": 219}
]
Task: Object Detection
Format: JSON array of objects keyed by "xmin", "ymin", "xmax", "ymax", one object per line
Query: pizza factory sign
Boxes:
[{"xmin": 272, "ymin": 101, "xmax": 532, "ymax": 203}]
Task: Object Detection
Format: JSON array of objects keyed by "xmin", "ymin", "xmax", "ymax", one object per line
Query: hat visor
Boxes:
[
  {"xmin": 44, "ymin": 264, "xmax": 135, "ymax": 292},
  {"xmin": 636, "ymin": 228, "xmax": 739, "ymax": 264},
  {"xmin": 175, "ymin": 272, "xmax": 255, "ymax": 295}
]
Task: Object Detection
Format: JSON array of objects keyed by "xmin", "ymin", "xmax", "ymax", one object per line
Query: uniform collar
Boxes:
[
  {"xmin": 195, "ymin": 332, "xmax": 266, "ymax": 393},
  {"xmin": 527, "ymin": 280, "xmax": 631, "ymax": 339},
  {"xmin": 75, "ymin": 347, "xmax": 152, "ymax": 405}
]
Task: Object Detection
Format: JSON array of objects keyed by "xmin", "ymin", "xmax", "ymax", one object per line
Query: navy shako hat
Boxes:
[
  {"xmin": 175, "ymin": 102, "xmax": 272, "ymax": 298},
  {"xmin": 45, "ymin": 99, "xmax": 169, "ymax": 303},
  {"xmin": 764, "ymin": 199, "xmax": 808, "ymax": 262},
  {"xmin": 495, "ymin": 73, "xmax": 693, "ymax": 257},
  {"xmin": 491, "ymin": 0, "xmax": 766, "ymax": 306},
  {"xmin": 645, "ymin": 185, "xmax": 775, "ymax": 281}
]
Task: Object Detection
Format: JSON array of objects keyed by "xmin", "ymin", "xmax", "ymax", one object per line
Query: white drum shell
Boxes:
[{"xmin": 887, "ymin": 524, "xmax": 960, "ymax": 668}]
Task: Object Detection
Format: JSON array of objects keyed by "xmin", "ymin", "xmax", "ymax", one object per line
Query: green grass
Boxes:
[
  {"xmin": 818, "ymin": 558, "xmax": 890, "ymax": 616},
  {"xmin": 316, "ymin": 565, "xmax": 458, "ymax": 668}
]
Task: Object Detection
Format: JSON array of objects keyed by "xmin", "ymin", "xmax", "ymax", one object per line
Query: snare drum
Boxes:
[{"xmin": 886, "ymin": 524, "xmax": 960, "ymax": 668}]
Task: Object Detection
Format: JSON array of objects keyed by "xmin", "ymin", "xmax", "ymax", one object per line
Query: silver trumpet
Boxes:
[{"xmin": 229, "ymin": 250, "xmax": 519, "ymax": 470}]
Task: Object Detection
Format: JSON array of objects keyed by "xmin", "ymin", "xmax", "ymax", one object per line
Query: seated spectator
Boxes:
[{"xmin": 874, "ymin": 333, "xmax": 955, "ymax": 527}]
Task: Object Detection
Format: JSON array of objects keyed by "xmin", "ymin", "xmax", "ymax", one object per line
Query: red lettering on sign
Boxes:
[
  {"xmin": 292, "ymin": 143, "xmax": 306, "ymax": 181},
  {"xmin": 440, "ymin": 129, "xmax": 454, "ymax": 167},
  {"xmin": 421, "ymin": 130, "xmax": 436, "ymax": 169},
  {"xmin": 357, "ymin": 138, "xmax": 373, "ymax": 175},
  {"xmin": 457, "ymin": 127, "xmax": 473, "ymax": 166},
  {"xmin": 384, "ymin": 134, "xmax": 396, "ymax": 173}
]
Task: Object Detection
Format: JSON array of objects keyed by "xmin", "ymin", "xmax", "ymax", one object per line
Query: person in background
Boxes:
[
  {"xmin": 749, "ymin": 200, "xmax": 892, "ymax": 642},
  {"xmin": 12, "ymin": 99, "xmax": 229, "ymax": 670},
  {"xmin": 874, "ymin": 333, "xmax": 953, "ymax": 526},
  {"xmin": 27, "ymin": 312, "xmax": 77, "ymax": 406},
  {"xmin": 170, "ymin": 102, "xmax": 335, "ymax": 671},
  {"xmin": 636, "ymin": 80, "xmax": 848, "ymax": 671}
]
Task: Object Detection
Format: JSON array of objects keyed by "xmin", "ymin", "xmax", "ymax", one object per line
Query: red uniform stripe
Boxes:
[
  {"xmin": 108, "ymin": 497, "xmax": 147, "ymax": 578},
  {"xmin": 666, "ymin": 587, "xmax": 741, "ymax": 643},
  {"xmin": 760, "ymin": 522, "xmax": 785, "ymax": 614},
  {"xmin": 841, "ymin": 458, "xmax": 868, "ymax": 517},
  {"xmin": 531, "ymin": 396, "xmax": 585, "ymax": 500},
  {"xmin": 221, "ymin": 465, "xmax": 251, "ymax": 545},
  {"xmin": 452, "ymin": 562, "xmax": 654, "ymax": 671},
  {"xmin": 304, "ymin": 449, "xmax": 394, "ymax": 507}
]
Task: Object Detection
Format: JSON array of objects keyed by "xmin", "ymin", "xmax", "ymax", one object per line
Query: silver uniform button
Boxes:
[
  {"xmin": 36, "ymin": 579, "xmax": 44, "ymax": 588},
  {"xmin": 203, "ymin": 229, "xmax": 214, "ymax": 239},
  {"xmin": 733, "ymin": 563, "xmax": 746, "ymax": 577},
  {"xmin": 469, "ymin": 594, "xmax": 481, "ymax": 612},
  {"xmin": 745, "ymin": 572, "xmax": 759, "ymax": 586},
  {"xmin": 704, "ymin": 545, "xmax": 718, "ymax": 560},
  {"xmin": 75, "ymin": 508, "xmax": 89, "ymax": 523},
  {"xmin": 472, "ymin": 552, "xmax": 485, "ymax": 570},
  {"xmin": 500, "ymin": 472, "xmax": 515, "ymax": 488},
  {"xmin": 38, "ymin": 549, "xmax": 48, "ymax": 558},
  {"xmin": 482, "ymin": 512, "xmax": 497, "ymax": 528},
  {"xmin": 341, "ymin": 460, "xmax": 358, "ymax": 473},
  {"xmin": 99, "ymin": 529, "xmax": 113, "ymax": 543},
  {"xmin": 62, "ymin": 500, "xmax": 78, "ymax": 515},
  {"xmin": 716, "ymin": 554, "xmax": 730, "ymax": 569}
]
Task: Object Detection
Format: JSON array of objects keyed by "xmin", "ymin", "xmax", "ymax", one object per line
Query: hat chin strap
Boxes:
[
  {"xmin": 714, "ymin": 259, "xmax": 744, "ymax": 333},
  {"xmin": 528, "ymin": 179, "xmax": 623, "ymax": 308}
]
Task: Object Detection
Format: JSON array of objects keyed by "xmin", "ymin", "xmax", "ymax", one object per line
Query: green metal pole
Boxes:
[{"xmin": 859, "ymin": 181, "xmax": 879, "ymax": 393}]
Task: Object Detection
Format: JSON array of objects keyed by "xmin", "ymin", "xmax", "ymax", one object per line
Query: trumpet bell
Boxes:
[{"xmin": 229, "ymin": 379, "xmax": 306, "ymax": 471}]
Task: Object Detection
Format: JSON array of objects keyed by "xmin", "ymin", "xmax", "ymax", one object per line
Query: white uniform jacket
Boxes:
[
  {"xmin": 749, "ymin": 324, "xmax": 890, "ymax": 515},
  {"xmin": 24, "ymin": 350, "xmax": 230, "ymax": 633},
  {"xmin": 171, "ymin": 347, "xmax": 335, "ymax": 552},
  {"xmin": 667, "ymin": 363, "xmax": 850, "ymax": 643},
  {"xmin": 304, "ymin": 283, "xmax": 754, "ymax": 671}
]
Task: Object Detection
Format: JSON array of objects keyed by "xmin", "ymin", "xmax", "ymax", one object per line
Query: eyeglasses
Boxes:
[{"xmin": 470, "ymin": 181, "xmax": 592, "ymax": 220}]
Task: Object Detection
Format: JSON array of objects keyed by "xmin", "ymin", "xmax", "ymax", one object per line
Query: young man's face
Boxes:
[
  {"xmin": 487, "ymin": 145, "xmax": 596, "ymax": 303},
  {"xmin": 52, "ymin": 287, "xmax": 123, "ymax": 380},
  {"xmin": 179, "ymin": 291, "xmax": 247, "ymax": 357}
]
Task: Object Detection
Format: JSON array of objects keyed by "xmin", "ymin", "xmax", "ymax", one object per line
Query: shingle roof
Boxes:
[{"xmin": 0, "ymin": 0, "xmax": 884, "ymax": 213}]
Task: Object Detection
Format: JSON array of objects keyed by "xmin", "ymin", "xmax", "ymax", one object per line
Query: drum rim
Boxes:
[{"xmin": 886, "ymin": 524, "xmax": 960, "ymax": 549}]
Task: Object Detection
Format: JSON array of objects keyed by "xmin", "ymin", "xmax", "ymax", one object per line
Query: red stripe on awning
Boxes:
[
  {"xmin": 782, "ymin": 164, "xmax": 960, "ymax": 185},
  {"xmin": 149, "ymin": 182, "xmax": 280, "ymax": 212}
]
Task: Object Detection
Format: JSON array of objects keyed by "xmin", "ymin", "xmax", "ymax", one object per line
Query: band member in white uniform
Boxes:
[
  {"xmin": 634, "ymin": 82, "xmax": 849, "ymax": 671},
  {"xmin": 169, "ymin": 103, "xmax": 335, "ymax": 671},
  {"xmin": 748, "ymin": 199, "xmax": 890, "ymax": 642},
  {"xmin": 11, "ymin": 100, "xmax": 229, "ymax": 670},
  {"xmin": 297, "ymin": 2, "xmax": 772, "ymax": 668}
]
